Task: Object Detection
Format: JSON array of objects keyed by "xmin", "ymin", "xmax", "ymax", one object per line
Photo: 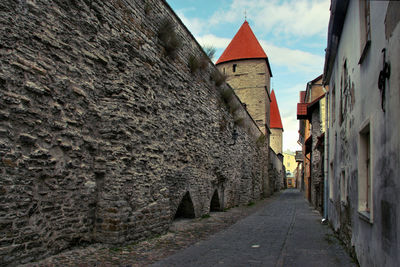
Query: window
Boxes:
[
  {"xmin": 329, "ymin": 162, "xmax": 334, "ymax": 200},
  {"xmin": 359, "ymin": 0, "xmax": 371, "ymax": 64},
  {"xmin": 340, "ymin": 169, "xmax": 347, "ymax": 204},
  {"xmin": 232, "ymin": 64, "xmax": 237, "ymax": 72},
  {"xmin": 331, "ymin": 85, "xmax": 336, "ymax": 126},
  {"xmin": 339, "ymin": 61, "xmax": 348, "ymax": 126},
  {"xmin": 358, "ymin": 121, "xmax": 373, "ymax": 222}
]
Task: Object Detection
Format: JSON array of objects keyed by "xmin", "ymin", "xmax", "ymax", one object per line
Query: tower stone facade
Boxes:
[
  {"xmin": 216, "ymin": 21, "xmax": 273, "ymax": 135},
  {"xmin": 270, "ymin": 90, "xmax": 283, "ymax": 155}
]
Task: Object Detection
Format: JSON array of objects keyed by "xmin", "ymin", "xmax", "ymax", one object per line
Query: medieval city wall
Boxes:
[
  {"xmin": 269, "ymin": 148, "xmax": 284, "ymax": 191},
  {"xmin": 0, "ymin": 0, "xmax": 273, "ymax": 265}
]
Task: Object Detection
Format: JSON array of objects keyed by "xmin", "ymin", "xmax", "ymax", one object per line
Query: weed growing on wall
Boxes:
[
  {"xmin": 200, "ymin": 46, "xmax": 216, "ymax": 69},
  {"xmin": 211, "ymin": 69, "xmax": 226, "ymax": 87},
  {"xmin": 234, "ymin": 117, "xmax": 245, "ymax": 127},
  {"xmin": 188, "ymin": 54, "xmax": 200, "ymax": 74},
  {"xmin": 203, "ymin": 46, "xmax": 216, "ymax": 61},
  {"xmin": 229, "ymin": 103, "xmax": 240, "ymax": 114},
  {"xmin": 157, "ymin": 18, "xmax": 182, "ymax": 58},
  {"xmin": 256, "ymin": 134, "xmax": 266, "ymax": 147},
  {"xmin": 220, "ymin": 88, "xmax": 233, "ymax": 104}
]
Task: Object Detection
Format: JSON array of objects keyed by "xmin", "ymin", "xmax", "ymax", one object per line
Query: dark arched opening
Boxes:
[
  {"xmin": 174, "ymin": 192, "xmax": 195, "ymax": 219},
  {"xmin": 210, "ymin": 190, "xmax": 221, "ymax": 212}
]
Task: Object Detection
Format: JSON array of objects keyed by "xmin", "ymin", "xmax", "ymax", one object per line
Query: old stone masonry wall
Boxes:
[{"xmin": 0, "ymin": 0, "xmax": 273, "ymax": 265}]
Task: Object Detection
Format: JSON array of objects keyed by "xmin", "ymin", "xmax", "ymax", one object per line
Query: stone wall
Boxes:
[
  {"xmin": 310, "ymin": 104, "xmax": 324, "ymax": 213},
  {"xmin": 269, "ymin": 148, "xmax": 284, "ymax": 191},
  {"xmin": 0, "ymin": 0, "xmax": 273, "ymax": 265}
]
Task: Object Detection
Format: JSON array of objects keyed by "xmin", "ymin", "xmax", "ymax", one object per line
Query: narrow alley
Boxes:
[{"xmin": 152, "ymin": 189, "xmax": 355, "ymax": 267}]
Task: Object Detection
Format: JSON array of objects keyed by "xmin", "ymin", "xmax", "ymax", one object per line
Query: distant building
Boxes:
[
  {"xmin": 297, "ymin": 74, "xmax": 327, "ymax": 214},
  {"xmin": 283, "ymin": 151, "xmax": 296, "ymax": 188},
  {"xmin": 283, "ymin": 151, "xmax": 296, "ymax": 175},
  {"xmin": 323, "ymin": 1, "xmax": 400, "ymax": 266}
]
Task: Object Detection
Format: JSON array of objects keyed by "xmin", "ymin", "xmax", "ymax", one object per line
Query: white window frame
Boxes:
[
  {"xmin": 358, "ymin": 118, "xmax": 373, "ymax": 223},
  {"xmin": 340, "ymin": 168, "xmax": 347, "ymax": 204},
  {"xmin": 329, "ymin": 161, "xmax": 334, "ymax": 200}
]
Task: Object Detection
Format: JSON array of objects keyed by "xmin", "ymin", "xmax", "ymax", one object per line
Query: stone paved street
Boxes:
[
  {"xmin": 23, "ymin": 190, "xmax": 356, "ymax": 267},
  {"xmin": 152, "ymin": 189, "xmax": 356, "ymax": 267}
]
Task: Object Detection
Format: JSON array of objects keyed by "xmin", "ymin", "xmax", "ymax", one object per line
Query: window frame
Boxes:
[
  {"xmin": 358, "ymin": 119, "xmax": 373, "ymax": 223},
  {"xmin": 329, "ymin": 161, "xmax": 334, "ymax": 200},
  {"xmin": 358, "ymin": 0, "xmax": 371, "ymax": 64},
  {"xmin": 340, "ymin": 168, "xmax": 347, "ymax": 205}
]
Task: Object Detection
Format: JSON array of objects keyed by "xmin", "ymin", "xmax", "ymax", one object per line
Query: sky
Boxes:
[{"xmin": 166, "ymin": 0, "xmax": 330, "ymax": 152}]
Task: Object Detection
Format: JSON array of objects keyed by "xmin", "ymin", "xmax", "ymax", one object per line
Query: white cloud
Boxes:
[
  {"xmin": 176, "ymin": 10, "xmax": 205, "ymax": 36},
  {"xmin": 210, "ymin": 0, "xmax": 330, "ymax": 38},
  {"xmin": 261, "ymin": 40, "xmax": 324, "ymax": 73},
  {"xmin": 196, "ymin": 34, "xmax": 231, "ymax": 49},
  {"xmin": 280, "ymin": 83, "xmax": 306, "ymax": 94},
  {"xmin": 282, "ymin": 114, "xmax": 301, "ymax": 152}
]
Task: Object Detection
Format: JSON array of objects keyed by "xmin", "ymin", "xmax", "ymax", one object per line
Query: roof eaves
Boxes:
[{"xmin": 323, "ymin": 0, "xmax": 350, "ymax": 85}]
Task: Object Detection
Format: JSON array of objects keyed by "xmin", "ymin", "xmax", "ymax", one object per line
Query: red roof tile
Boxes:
[
  {"xmin": 297, "ymin": 103, "xmax": 308, "ymax": 119},
  {"xmin": 300, "ymin": 91, "xmax": 306, "ymax": 103},
  {"xmin": 270, "ymin": 90, "xmax": 283, "ymax": 129},
  {"xmin": 216, "ymin": 21, "xmax": 267, "ymax": 65}
]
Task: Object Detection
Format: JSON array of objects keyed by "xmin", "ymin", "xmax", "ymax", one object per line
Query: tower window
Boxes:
[{"xmin": 232, "ymin": 64, "xmax": 237, "ymax": 72}]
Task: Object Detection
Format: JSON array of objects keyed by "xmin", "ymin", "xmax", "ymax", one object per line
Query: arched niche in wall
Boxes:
[
  {"xmin": 174, "ymin": 191, "xmax": 195, "ymax": 219},
  {"xmin": 210, "ymin": 189, "xmax": 221, "ymax": 212}
]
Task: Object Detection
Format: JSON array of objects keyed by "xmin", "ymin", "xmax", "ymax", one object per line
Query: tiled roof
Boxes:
[
  {"xmin": 270, "ymin": 90, "xmax": 283, "ymax": 129},
  {"xmin": 297, "ymin": 103, "xmax": 308, "ymax": 119},
  {"xmin": 300, "ymin": 91, "xmax": 306, "ymax": 103},
  {"xmin": 216, "ymin": 21, "xmax": 267, "ymax": 65}
]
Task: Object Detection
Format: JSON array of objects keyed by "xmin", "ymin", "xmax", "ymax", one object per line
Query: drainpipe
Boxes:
[{"xmin": 323, "ymin": 86, "xmax": 329, "ymax": 220}]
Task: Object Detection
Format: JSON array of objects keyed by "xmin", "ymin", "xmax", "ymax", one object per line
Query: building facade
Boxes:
[
  {"xmin": 323, "ymin": 1, "xmax": 400, "ymax": 266},
  {"xmin": 297, "ymin": 75, "xmax": 327, "ymax": 213}
]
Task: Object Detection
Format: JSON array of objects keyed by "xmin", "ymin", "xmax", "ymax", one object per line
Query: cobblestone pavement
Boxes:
[
  {"xmin": 22, "ymin": 193, "xmax": 280, "ymax": 267},
  {"xmin": 152, "ymin": 189, "xmax": 357, "ymax": 267}
]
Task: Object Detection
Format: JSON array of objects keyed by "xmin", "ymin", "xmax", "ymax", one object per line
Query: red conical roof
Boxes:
[
  {"xmin": 216, "ymin": 21, "xmax": 268, "ymax": 64},
  {"xmin": 270, "ymin": 90, "xmax": 283, "ymax": 129}
]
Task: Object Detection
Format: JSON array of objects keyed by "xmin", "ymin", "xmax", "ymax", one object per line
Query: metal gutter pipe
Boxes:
[{"xmin": 323, "ymin": 86, "xmax": 329, "ymax": 220}]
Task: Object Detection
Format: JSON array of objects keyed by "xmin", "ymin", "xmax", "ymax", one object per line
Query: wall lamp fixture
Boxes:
[{"xmin": 230, "ymin": 128, "xmax": 238, "ymax": 146}]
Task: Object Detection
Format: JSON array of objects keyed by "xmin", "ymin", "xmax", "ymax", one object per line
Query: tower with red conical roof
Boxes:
[
  {"xmin": 270, "ymin": 90, "xmax": 284, "ymax": 154},
  {"xmin": 216, "ymin": 20, "xmax": 273, "ymax": 135}
]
